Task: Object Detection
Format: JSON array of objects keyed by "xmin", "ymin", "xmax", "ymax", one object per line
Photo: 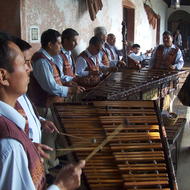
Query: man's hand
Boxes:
[
  {"xmin": 145, "ymin": 48, "xmax": 153, "ymax": 55},
  {"xmin": 100, "ymin": 66, "xmax": 118, "ymax": 74},
  {"xmin": 33, "ymin": 143, "xmax": 53, "ymax": 160},
  {"xmin": 54, "ymin": 160, "xmax": 85, "ymax": 190},
  {"xmin": 62, "ymin": 81, "xmax": 78, "ymax": 87},
  {"xmin": 89, "ymin": 70, "xmax": 100, "ymax": 76},
  {"xmin": 117, "ymin": 60, "xmax": 126, "ymax": 68},
  {"xmin": 68, "ymin": 86, "xmax": 86, "ymax": 96},
  {"xmin": 168, "ymin": 64, "xmax": 175, "ymax": 70},
  {"xmin": 137, "ymin": 63, "xmax": 142, "ymax": 69},
  {"xmin": 40, "ymin": 120, "xmax": 59, "ymax": 133}
]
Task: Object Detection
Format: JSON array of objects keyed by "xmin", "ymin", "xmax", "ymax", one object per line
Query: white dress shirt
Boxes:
[
  {"xmin": 0, "ymin": 101, "xmax": 60, "ymax": 190},
  {"xmin": 17, "ymin": 94, "xmax": 42, "ymax": 143},
  {"xmin": 129, "ymin": 52, "xmax": 150, "ymax": 62}
]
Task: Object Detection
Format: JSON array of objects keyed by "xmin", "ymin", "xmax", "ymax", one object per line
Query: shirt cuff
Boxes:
[
  {"xmin": 39, "ymin": 116, "xmax": 46, "ymax": 121},
  {"xmin": 174, "ymin": 64, "xmax": 181, "ymax": 70},
  {"xmin": 62, "ymin": 76, "xmax": 74, "ymax": 82},
  {"xmin": 76, "ymin": 71, "xmax": 89, "ymax": 77},
  {"xmin": 47, "ymin": 184, "xmax": 60, "ymax": 190},
  {"xmin": 110, "ymin": 61, "xmax": 117, "ymax": 67},
  {"xmin": 61, "ymin": 86, "xmax": 69, "ymax": 97}
]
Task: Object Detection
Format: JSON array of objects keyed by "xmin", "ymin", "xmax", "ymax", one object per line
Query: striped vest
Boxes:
[
  {"xmin": 127, "ymin": 56, "xmax": 141, "ymax": 69},
  {"xmin": 59, "ymin": 51, "xmax": 75, "ymax": 77},
  {"xmin": 75, "ymin": 51, "xmax": 100, "ymax": 88},
  {"xmin": 0, "ymin": 116, "xmax": 46, "ymax": 190},
  {"xmin": 28, "ymin": 52, "xmax": 64, "ymax": 107},
  {"xmin": 101, "ymin": 48, "xmax": 110, "ymax": 66},
  {"xmin": 79, "ymin": 51, "xmax": 100, "ymax": 72},
  {"xmin": 153, "ymin": 45, "xmax": 178, "ymax": 69}
]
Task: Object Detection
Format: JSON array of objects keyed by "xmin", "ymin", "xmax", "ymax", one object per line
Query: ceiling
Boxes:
[{"xmin": 163, "ymin": 0, "xmax": 190, "ymax": 6}]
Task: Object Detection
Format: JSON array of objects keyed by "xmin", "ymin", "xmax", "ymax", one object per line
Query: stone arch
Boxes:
[{"xmin": 168, "ymin": 10, "xmax": 190, "ymax": 48}]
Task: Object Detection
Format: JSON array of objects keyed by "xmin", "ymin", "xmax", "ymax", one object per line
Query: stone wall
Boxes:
[{"xmin": 20, "ymin": 0, "xmax": 168, "ymax": 54}]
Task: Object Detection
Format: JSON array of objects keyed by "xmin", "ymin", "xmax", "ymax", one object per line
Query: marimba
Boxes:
[
  {"xmin": 82, "ymin": 68, "xmax": 188, "ymax": 101},
  {"xmin": 53, "ymin": 100, "xmax": 177, "ymax": 190}
]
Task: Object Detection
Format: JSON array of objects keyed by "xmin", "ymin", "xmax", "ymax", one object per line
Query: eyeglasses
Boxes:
[
  {"xmin": 25, "ymin": 60, "xmax": 31, "ymax": 64},
  {"xmin": 24, "ymin": 59, "xmax": 33, "ymax": 70}
]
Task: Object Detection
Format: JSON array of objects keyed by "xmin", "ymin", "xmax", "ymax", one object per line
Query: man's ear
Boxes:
[
  {"xmin": 48, "ymin": 42, "xmax": 53, "ymax": 49},
  {"xmin": 0, "ymin": 69, "xmax": 9, "ymax": 86}
]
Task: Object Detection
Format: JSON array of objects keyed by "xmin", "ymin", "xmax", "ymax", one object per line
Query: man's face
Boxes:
[
  {"xmin": 133, "ymin": 47, "xmax": 140, "ymax": 54},
  {"xmin": 50, "ymin": 36, "xmax": 62, "ymax": 55},
  {"xmin": 63, "ymin": 35, "xmax": 78, "ymax": 51},
  {"xmin": 91, "ymin": 43, "xmax": 103, "ymax": 55},
  {"xmin": 102, "ymin": 34, "xmax": 107, "ymax": 42},
  {"xmin": 97, "ymin": 33, "xmax": 107, "ymax": 42},
  {"xmin": 7, "ymin": 42, "xmax": 31, "ymax": 96},
  {"xmin": 163, "ymin": 34, "xmax": 173, "ymax": 47},
  {"xmin": 23, "ymin": 49, "xmax": 33, "ymax": 72},
  {"xmin": 107, "ymin": 35, "xmax": 116, "ymax": 46}
]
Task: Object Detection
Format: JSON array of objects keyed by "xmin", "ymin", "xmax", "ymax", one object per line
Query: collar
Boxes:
[
  {"xmin": 102, "ymin": 43, "xmax": 106, "ymax": 50},
  {"xmin": 105, "ymin": 42, "xmax": 113, "ymax": 48},
  {"xmin": 17, "ymin": 94, "xmax": 29, "ymax": 107},
  {"xmin": 40, "ymin": 48, "xmax": 54, "ymax": 62},
  {"xmin": 86, "ymin": 49, "xmax": 97, "ymax": 58},
  {"xmin": 164, "ymin": 44, "xmax": 176, "ymax": 49},
  {"xmin": 0, "ymin": 101, "xmax": 26, "ymax": 131},
  {"xmin": 61, "ymin": 48, "xmax": 71, "ymax": 56},
  {"xmin": 129, "ymin": 52, "xmax": 137, "ymax": 55}
]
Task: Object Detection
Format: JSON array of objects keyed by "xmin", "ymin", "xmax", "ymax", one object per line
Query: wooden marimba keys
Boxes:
[
  {"xmin": 83, "ymin": 68, "xmax": 188, "ymax": 101},
  {"xmin": 53, "ymin": 101, "xmax": 178, "ymax": 190}
]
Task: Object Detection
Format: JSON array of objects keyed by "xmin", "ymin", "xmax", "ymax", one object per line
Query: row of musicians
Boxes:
[
  {"xmin": 29, "ymin": 27, "xmax": 125, "ymax": 108},
  {"xmin": 28, "ymin": 27, "xmax": 184, "ymax": 109}
]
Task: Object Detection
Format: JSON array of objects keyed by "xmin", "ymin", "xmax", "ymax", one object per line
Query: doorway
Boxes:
[
  {"xmin": 123, "ymin": 7, "xmax": 135, "ymax": 43},
  {"xmin": 168, "ymin": 10, "xmax": 190, "ymax": 49}
]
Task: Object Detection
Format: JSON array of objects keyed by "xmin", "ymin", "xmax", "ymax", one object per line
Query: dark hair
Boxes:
[
  {"xmin": 0, "ymin": 32, "xmax": 31, "ymax": 52},
  {"xmin": 89, "ymin": 36, "xmax": 103, "ymax": 46},
  {"xmin": 12, "ymin": 36, "xmax": 31, "ymax": 51},
  {"xmin": 41, "ymin": 29, "xmax": 61, "ymax": 48},
  {"xmin": 107, "ymin": 33, "xmax": 115, "ymax": 38},
  {"xmin": 132, "ymin": 44, "xmax": 140, "ymax": 48},
  {"xmin": 163, "ymin": 30, "xmax": 173, "ymax": 37},
  {"xmin": 61, "ymin": 28, "xmax": 79, "ymax": 41},
  {"xmin": 0, "ymin": 37, "xmax": 14, "ymax": 72}
]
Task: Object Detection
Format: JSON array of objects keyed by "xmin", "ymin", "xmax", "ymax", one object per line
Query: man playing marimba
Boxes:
[
  {"xmin": 75, "ymin": 36, "xmax": 103, "ymax": 87},
  {"xmin": 150, "ymin": 30, "xmax": 184, "ymax": 70},
  {"xmin": 94, "ymin": 26, "xmax": 125, "ymax": 68}
]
